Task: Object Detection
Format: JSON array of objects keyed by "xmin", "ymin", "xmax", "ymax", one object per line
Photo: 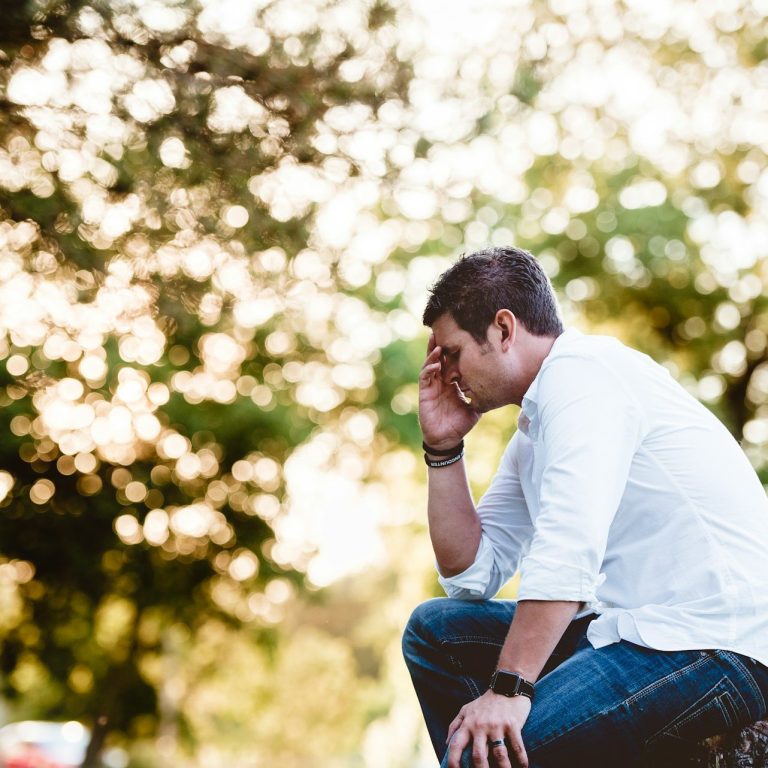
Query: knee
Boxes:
[
  {"xmin": 402, "ymin": 597, "xmax": 494, "ymax": 661},
  {"xmin": 403, "ymin": 596, "xmax": 518, "ymax": 649},
  {"xmin": 402, "ymin": 597, "xmax": 446, "ymax": 657}
]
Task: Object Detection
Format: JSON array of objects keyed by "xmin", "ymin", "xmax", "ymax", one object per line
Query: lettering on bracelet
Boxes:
[{"xmin": 424, "ymin": 451, "xmax": 464, "ymax": 468}]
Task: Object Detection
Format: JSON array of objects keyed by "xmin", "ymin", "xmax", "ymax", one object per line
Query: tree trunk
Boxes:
[
  {"xmin": 80, "ymin": 615, "xmax": 142, "ymax": 768},
  {"xmin": 81, "ymin": 715, "xmax": 109, "ymax": 768}
]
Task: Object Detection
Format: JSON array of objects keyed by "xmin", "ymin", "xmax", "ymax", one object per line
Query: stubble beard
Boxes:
[{"xmin": 465, "ymin": 391, "xmax": 494, "ymax": 414}]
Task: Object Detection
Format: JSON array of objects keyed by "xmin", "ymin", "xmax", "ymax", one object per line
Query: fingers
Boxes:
[
  {"xmin": 419, "ymin": 360, "xmax": 441, "ymax": 384},
  {"xmin": 447, "ymin": 729, "xmax": 524, "ymax": 768},
  {"xmin": 420, "ymin": 341, "xmax": 442, "ymax": 385},
  {"xmin": 446, "ymin": 726, "xmax": 471, "ymax": 768},
  {"xmin": 489, "ymin": 736, "xmax": 513, "ymax": 768},
  {"xmin": 424, "ymin": 338, "xmax": 441, "ymax": 365},
  {"xmin": 446, "ymin": 713, "xmax": 464, "ymax": 744},
  {"xmin": 504, "ymin": 728, "xmax": 528, "ymax": 768},
  {"xmin": 421, "ymin": 336, "xmax": 443, "ymax": 387},
  {"xmin": 471, "ymin": 739, "xmax": 491, "ymax": 768}
]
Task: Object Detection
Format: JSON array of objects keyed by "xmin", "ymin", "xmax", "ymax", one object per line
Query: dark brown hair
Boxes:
[{"xmin": 423, "ymin": 246, "xmax": 564, "ymax": 342}]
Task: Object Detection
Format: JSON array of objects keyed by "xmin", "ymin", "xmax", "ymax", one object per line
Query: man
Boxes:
[{"xmin": 402, "ymin": 246, "xmax": 768, "ymax": 768}]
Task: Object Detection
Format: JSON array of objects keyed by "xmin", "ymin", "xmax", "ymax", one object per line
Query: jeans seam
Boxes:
[
  {"xmin": 625, "ymin": 654, "xmax": 712, "ymax": 707},
  {"xmin": 533, "ymin": 663, "xmax": 723, "ymax": 754},
  {"xmin": 720, "ymin": 691, "xmax": 741, "ymax": 728},
  {"xmin": 454, "ymin": 663, "xmax": 482, "ymax": 699},
  {"xmin": 646, "ymin": 680, "xmax": 733, "ymax": 746},
  {"xmin": 529, "ymin": 655, "xmax": 714, "ymax": 752},
  {"xmin": 442, "ymin": 636, "xmax": 507, "ymax": 645},
  {"xmin": 440, "ymin": 638, "xmax": 504, "ymax": 701},
  {"xmin": 718, "ymin": 650, "xmax": 765, "ymax": 717}
]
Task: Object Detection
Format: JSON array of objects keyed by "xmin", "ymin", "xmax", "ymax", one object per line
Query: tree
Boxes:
[
  {"xmin": 0, "ymin": 0, "xmax": 411, "ymax": 761},
  {"xmin": 373, "ymin": 0, "xmax": 768, "ymax": 482}
]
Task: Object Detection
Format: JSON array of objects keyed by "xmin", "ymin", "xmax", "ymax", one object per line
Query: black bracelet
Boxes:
[
  {"xmin": 424, "ymin": 451, "xmax": 464, "ymax": 468},
  {"xmin": 422, "ymin": 439, "xmax": 464, "ymax": 457}
]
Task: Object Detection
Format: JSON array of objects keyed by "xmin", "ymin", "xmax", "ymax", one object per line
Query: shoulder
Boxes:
[
  {"xmin": 538, "ymin": 336, "xmax": 626, "ymax": 394},
  {"xmin": 533, "ymin": 334, "xmax": 647, "ymax": 418}
]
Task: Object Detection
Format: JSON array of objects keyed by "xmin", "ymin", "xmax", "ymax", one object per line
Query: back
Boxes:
[{"xmin": 554, "ymin": 334, "xmax": 768, "ymax": 657}]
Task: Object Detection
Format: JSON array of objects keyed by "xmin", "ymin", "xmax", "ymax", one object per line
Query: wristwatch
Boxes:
[{"xmin": 489, "ymin": 669, "xmax": 535, "ymax": 701}]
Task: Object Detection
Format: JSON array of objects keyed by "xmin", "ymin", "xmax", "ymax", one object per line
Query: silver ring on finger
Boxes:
[{"xmin": 489, "ymin": 739, "xmax": 505, "ymax": 748}]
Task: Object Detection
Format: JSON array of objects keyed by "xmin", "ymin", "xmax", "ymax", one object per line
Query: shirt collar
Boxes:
[{"xmin": 518, "ymin": 328, "xmax": 583, "ymax": 438}]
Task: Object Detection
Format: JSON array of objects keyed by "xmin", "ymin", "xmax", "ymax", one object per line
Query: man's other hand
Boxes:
[{"xmin": 445, "ymin": 690, "xmax": 532, "ymax": 768}]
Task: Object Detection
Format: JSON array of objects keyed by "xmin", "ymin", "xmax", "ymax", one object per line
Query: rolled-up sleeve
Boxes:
[
  {"xmin": 439, "ymin": 433, "xmax": 534, "ymax": 600},
  {"xmin": 517, "ymin": 355, "xmax": 647, "ymax": 604}
]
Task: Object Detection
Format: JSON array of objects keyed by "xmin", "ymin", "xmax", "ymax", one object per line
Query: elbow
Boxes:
[
  {"xmin": 438, "ymin": 559, "xmax": 505, "ymax": 602},
  {"xmin": 437, "ymin": 558, "xmax": 474, "ymax": 578},
  {"xmin": 433, "ymin": 521, "xmax": 482, "ymax": 578}
]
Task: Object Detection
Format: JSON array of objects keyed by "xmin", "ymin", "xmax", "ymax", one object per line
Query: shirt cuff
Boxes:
[
  {"xmin": 437, "ymin": 535, "xmax": 496, "ymax": 599},
  {"xmin": 517, "ymin": 554, "xmax": 599, "ymax": 604}
]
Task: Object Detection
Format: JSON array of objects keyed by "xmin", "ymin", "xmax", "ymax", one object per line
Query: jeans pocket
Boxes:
[{"xmin": 646, "ymin": 677, "xmax": 745, "ymax": 749}]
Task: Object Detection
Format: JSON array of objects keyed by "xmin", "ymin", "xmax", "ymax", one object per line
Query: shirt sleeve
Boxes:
[
  {"xmin": 517, "ymin": 354, "xmax": 647, "ymax": 604},
  {"xmin": 439, "ymin": 432, "xmax": 534, "ymax": 600}
]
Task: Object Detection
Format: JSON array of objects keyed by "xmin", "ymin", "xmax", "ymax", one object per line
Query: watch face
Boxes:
[{"xmin": 491, "ymin": 670, "xmax": 534, "ymax": 699}]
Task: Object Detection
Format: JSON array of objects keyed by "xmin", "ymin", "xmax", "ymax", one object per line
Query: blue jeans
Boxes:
[{"xmin": 402, "ymin": 598, "xmax": 768, "ymax": 767}]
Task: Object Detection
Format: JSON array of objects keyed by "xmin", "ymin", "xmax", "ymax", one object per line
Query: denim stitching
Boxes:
[
  {"xmin": 646, "ymin": 681, "xmax": 733, "ymax": 746},
  {"xmin": 531, "ymin": 654, "xmax": 714, "ymax": 752},
  {"xmin": 720, "ymin": 691, "xmax": 741, "ymax": 727},
  {"xmin": 443, "ymin": 635, "xmax": 507, "ymax": 645},
  {"xmin": 655, "ymin": 696, "xmax": 730, "ymax": 744},
  {"xmin": 664, "ymin": 695, "xmax": 731, "ymax": 738},
  {"xmin": 441, "ymin": 638, "xmax": 504, "ymax": 700},
  {"xmin": 452, "ymin": 663, "xmax": 482, "ymax": 699},
  {"xmin": 624, "ymin": 654, "xmax": 712, "ymax": 707},
  {"xmin": 717, "ymin": 650, "xmax": 765, "ymax": 717}
]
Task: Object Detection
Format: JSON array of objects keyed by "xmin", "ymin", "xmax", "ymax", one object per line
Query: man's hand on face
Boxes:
[
  {"xmin": 445, "ymin": 690, "xmax": 532, "ymax": 768},
  {"xmin": 419, "ymin": 333, "xmax": 480, "ymax": 450}
]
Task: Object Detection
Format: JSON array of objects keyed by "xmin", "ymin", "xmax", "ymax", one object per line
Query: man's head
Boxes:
[
  {"xmin": 422, "ymin": 246, "xmax": 563, "ymax": 342},
  {"xmin": 423, "ymin": 247, "xmax": 563, "ymax": 409}
]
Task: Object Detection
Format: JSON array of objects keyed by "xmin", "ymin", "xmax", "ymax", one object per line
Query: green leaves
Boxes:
[{"xmin": 0, "ymin": 0, "xmax": 412, "ymax": 752}]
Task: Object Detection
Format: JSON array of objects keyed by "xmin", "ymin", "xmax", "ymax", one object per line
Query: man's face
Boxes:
[{"xmin": 431, "ymin": 313, "xmax": 513, "ymax": 413}]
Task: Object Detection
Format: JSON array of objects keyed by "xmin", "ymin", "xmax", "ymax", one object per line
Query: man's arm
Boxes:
[
  {"xmin": 426, "ymin": 456, "xmax": 480, "ymax": 577},
  {"xmin": 446, "ymin": 600, "xmax": 579, "ymax": 768},
  {"xmin": 496, "ymin": 599, "xmax": 580, "ymax": 680},
  {"xmin": 419, "ymin": 334, "xmax": 482, "ymax": 575}
]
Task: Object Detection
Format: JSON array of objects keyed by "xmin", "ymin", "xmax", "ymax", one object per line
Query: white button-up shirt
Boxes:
[{"xmin": 439, "ymin": 329, "xmax": 768, "ymax": 664}]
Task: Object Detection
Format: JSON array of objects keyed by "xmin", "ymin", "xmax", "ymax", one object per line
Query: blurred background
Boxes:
[{"xmin": 0, "ymin": 0, "xmax": 767, "ymax": 765}]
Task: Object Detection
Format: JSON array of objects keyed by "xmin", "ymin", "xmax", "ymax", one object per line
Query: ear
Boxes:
[{"xmin": 494, "ymin": 309, "xmax": 517, "ymax": 351}]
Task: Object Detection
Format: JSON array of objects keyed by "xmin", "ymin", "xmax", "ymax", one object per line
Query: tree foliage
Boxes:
[
  {"xmin": 374, "ymin": 0, "xmax": 768, "ymax": 478},
  {"xmin": 0, "ymin": 0, "xmax": 411, "ymax": 757},
  {"xmin": 3, "ymin": 1, "xmax": 768, "ymax": 765}
]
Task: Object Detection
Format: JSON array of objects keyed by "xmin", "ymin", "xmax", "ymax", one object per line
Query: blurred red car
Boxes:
[{"xmin": 0, "ymin": 722, "xmax": 88, "ymax": 768}]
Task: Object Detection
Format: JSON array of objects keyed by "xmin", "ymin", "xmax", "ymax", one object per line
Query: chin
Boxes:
[{"xmin": 474, "ymin": 397, "xmax": 505, "ymax": 414}]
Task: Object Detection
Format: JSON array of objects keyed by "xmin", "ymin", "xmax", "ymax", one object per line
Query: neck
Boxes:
[{"xmin": 513, "ymin": 333, "xmax": 559, "ymax": 406}]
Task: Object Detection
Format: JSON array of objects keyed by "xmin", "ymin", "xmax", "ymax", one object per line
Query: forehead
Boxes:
[{"xmin": 431, "ymin": 313, "xmax": 476, "ymax": 348}]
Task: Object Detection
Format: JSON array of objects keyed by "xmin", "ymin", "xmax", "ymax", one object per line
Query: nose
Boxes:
[{"xmin": 441, "ymin": 355, "xmax": 460, "ymax": 385}]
